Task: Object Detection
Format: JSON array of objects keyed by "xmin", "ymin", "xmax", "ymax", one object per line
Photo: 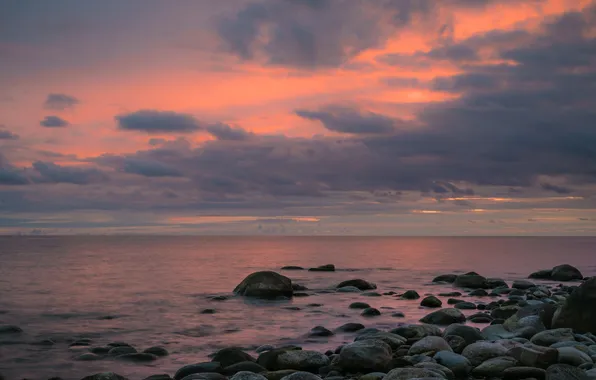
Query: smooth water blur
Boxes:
[{"xmin": 1, "ymin": 236, "xmax": 595, "ymax": 379}]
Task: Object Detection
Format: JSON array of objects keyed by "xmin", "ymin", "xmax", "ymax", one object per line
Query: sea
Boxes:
[{"xmin": 0, "ymin": 236, "xmax": 595, "ymax": 379}]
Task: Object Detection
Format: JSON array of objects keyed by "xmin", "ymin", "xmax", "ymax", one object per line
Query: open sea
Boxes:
[{"xmin": 0, "ymin": 236, "xmax": 595, "ymax": 379}]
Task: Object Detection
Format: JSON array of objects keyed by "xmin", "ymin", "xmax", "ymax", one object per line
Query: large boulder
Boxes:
[
  {"xmin": 336, "ymin": 279, "xmax": 376, "ymax": 290},
  {"xmin": 454, "ymin": 274, "xmax": 488, "ymax": 289},
  {"xmin": 174, "ymin": 363, "xmax": 223, "ymax": 380},
  {"xmin": 234, "ymin": 271, "xmax": 293, "ymax": 299},
  {"xmin": 551, "ymin": 265, "xmax": 583, "ymax": 282},
  {"xmin": 552, "ymin": 277, "xmax": 596, "ymax": 333},
  {"xmin": 337, "ymin": 340, "xmax": 393, "ymax": 373},
  {"xmin": 211, "ymin": 348, "xmax": 255, "ymax": 368},
  {"xmin": 461, "ymin": 342, "xmax": 508, "ymax": 366},
  {"xmin": 443, "ymin": 324, "xmax": 483, "ymax": 346},
  {"xmin": 420, "ymin": 308, "xmax": 466, "ymax": 325}
]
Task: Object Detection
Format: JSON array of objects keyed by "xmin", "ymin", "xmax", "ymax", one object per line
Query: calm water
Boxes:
[{"xmin": 1, "ymin": 236, "xmax": 595, "ymax": 379}]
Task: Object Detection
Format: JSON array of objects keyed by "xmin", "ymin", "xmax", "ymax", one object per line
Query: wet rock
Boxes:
[
  {"xmin": 530, "ymin": 270, "xmax": 554, "ymax": 280},
  {"xmin": 503, "ymin": 366, "xmax": 547, "ymax": 380},
  {"xmin": 234, "ymin": 271, "xmax": 293, "ymax": 299},
  {"xmin": 469, "ymin": 315, "xmax": 493, "ymax": 324},
  {"xmin": 551, "ymin": 265, "xmax": 584, "ymax": 282},
  {"xmin": 454, "ymin": 302, "xmax": 476, "ymax": 310},
  {"xmin": 107, "ymin": 341, "xmax": 133, "ymax": 347},
  {"xmin": 117, "ymin": 353, "xmax": 159, "ymax": 362},
  {"xmin": 557, "ymin": 347, "xmax": 593, "ymax": 367},
  {"xmin": 391, "ymin": 312, "xmax": 405, "ymax": 318},
  {"xmin": 401, "ymin": 290, "xmax": 420, "ymax": 300},
  {"xmin": 174, "ymin": 363, "xmax": 223, "ymax": 380},
  {"xmin": 336, "ymin": 323, "xmax": 365, "ymax": 333},
  {"xmin": 420, "ymin": 308, "xmax": 466, "ymax": 325},
  {"xmin": 443, "ymin": 324, "xmax": 483, "ymax": 345},
  {"xmin": 434, "ymin": 351, "xmax": 472, "ymax": 377},
  {"xmin": 390, "ymin": 324, "xmax": 442, "ymax": 344},
  {"xmin": 90, "ymin": 346, "xmax": 111, "ymax": 354},
  {"xmin": 108, "ymin": 346, "xmax": 137, "ymax": 356},
  {"xmin": 384, "ymin": 368, "xmax": 445, "ymax": 380},
  {"xmin": 337, "ymin": 340, "xmax": 393, "ymax": 373},
  {"xmin": 201, "ymin": 309, "xmax": 217, "ymax": 314},
  {"xmin": 337, "ymin": 286, "xmax": 361, "ymax": 293},
  {"xmin": 0, "ymin": 325, "xmax": 23, "ymax": 334},
  {"xmin": 513, "ymin": 280, "xmax": 536, "ymax": 290},
  {"xmin": 482, "ymin": 324, "xmax": 538, "ymax": 340},
  {"xmin": 355, "ymin": 332, "xmax": 407, "ymax": 349},
  {"xmin": 469, "ymin": 289, "xmax": 488, "ymax": 297},
  {"xmin": 277, "ymin": 350, "xmax": 329, "ymax": 372},
  {"xmin": 433, "ymin": 274, "xmax": 458, "ymax": 283},
  {"xmin": 472, "ymin": 356, "xmax": 518, "ymax": 378},
  {"xmin": 507, "ymin": 345, "xmax": 559, "ymax": 368},
  {"xmin": 361, "ymin": 308, "xmax": 381, "ymax": 317},
  {"xmin": 552, "ymin": 277, "xmax": 596, "ymax": 333},
  {"xmin": 444, "ymin": 335, "xmax": 467, "ymax": 354},
  {"xmin": 461, "ymin": 342, "xmax": 508, "ymax": 366},
  {"xmin": 454, "ymin": 274, "xmax": 488, "ymax": 289},
  {"xmin": 279, "ymin": 372, "xmax": 321, "ymax": 380},
  {"xmin": 143, "ymin": 375, "xmax": 173, "ymax": 380},
  {"xmin": 439, "ymin": 292, "xmax": 462, "ymax": 297},
  {"xmin": 421, "ymin": 296, "xmax": 442, "ymax": 308},
  {"xmin": 281, "ymin": 266, "xmax": 304, "ymax": 270},
  {"xmin": 144, "ymin": 346, "xmax": 169, "ymax": 357},
  {"xmin": 230, "ymin": 372, "xmax": 268, "ymax": 380},
  {"xmin": 180, "ymin": 373, "xmax": 227, "ymax": 380},
  {"xmin": 359, "ymin": 372, "xmax": 386, "ymax": 380},
  {"xmin": 262, "ymin": 371, "xmax": 297, "ymax": 380},
  {"xmin": 492, "ymin": 305, "xmax": 522, "ymax": 320},
  {"xmin": 308, "ymin": 264, "xmax": 335, "ymax": 272},
  {"xmin": 408, "ymin": 336, "xmax": 452, "ymax": 355},
  {"xmin": 256, "ymin": 345, "xmax": 275, "ymax": 353},
  {"xmin": 545, "ymin": 364, "xmax": 587, "ymax": 380},
  {"xmin": 81, "ymin": 373, "xmax": 129, "ymax": 380},
  {"xmin": 223, "ymin": 362, "xmax": 267, "ymax": 376},
  {"xmin": 531, "ymin": 328, "xmax": 577, "ymax": 346},
  {"xmin": 308, "ymin": 326, "xmax": 333, "ymax": 337},
  {"xmin": 76, "ymin": 353, "xmax": 103, "ymax": 361},
  {"xmin": 487, "ymin": 278, "xmax": 508, "ymax": 288},
  {"xmin": 337, "ymin": 279, "xmax": 376, "ymax": 290},
  {"xmin": 414, "ymin": 363, "xmax": 454, "ymax": 380}
]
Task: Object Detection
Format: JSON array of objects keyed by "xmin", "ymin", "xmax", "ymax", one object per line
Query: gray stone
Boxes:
[
  {"xmin": 359, "ymin": 372, "xmax": 385, "ymax": 380},
  {"xmin": 557, "ymin": 347, "xmax": 593, "ymax": 367},
  {"xmin": 552, "ymin": 277, "xmax": 596, "ymax": 333},
  {"xmin": 420, "ymin": 309, "xmax": 466, "ymax": 325},
  {"xmin": 212, "ymin": 348, "xmax": 256, "ymax": 368},
  {"xmin": 308, "ymin": 264, "xmax": 335, "ymax": 272},
  {"xmin": 461, "ymin": 342, "xmax": 508, "ymax": 366},
  {"xmin": 503, "ymin": 366, "xmax": 547, "ymax": 380},
  {"xmin": 81, "ymin": 374, "xmax": 128, "ymax": 380},
  {"xmin": 256, "ymin": 345, "xmax": 275, "ymax": 353},
  {"xmin": 551, "ymin": 265, "xmax": 584, "ymax": 282},
  {"xmin": 234, "ymin": 271, "xmax": 293, "ymax": 299},
  {"xmin": 454, "ymin": 302, "xmax": 476, "ymax": 310},
  {"xmin": 277, "ymin": 350, "xmax": 330, "ymax": 372},
  {"xmin": 507, "ymin": 345, "xmax": 559, "ymax": 368},
  {"xmin": 349, "ymin": 302, "xmax": 371, "ymax": 309},
  {"xmin": 384, "ymin": 368, "xmax": 445, "ymax": 380},
  {"xmin": 355, "ymin": 332, "xmax": 407, "ymax": 349},
  {"xmin": 409, "ymin": 336, "xmax": 452, "ymax": 355},
  {"xmin": 174, "ymin": 363, "xmax": 223, "ymax": 380},
  {"xmin": 144, "ymin": 346, "xmax": 169, "ymax": 357},
  {"xmin": 224, "ymin": 362, "xmax": 268, "ymax": 375},
  {"xmin": 337, "ymin": 340, "xmax": 393, "ymax": 373},
  {"xmin": 433, "ymin": 274, "xmax": 457, "ymax": 283},
  {"xmin": 337, "ymin": 279, "xmax": 376, "ymax": 290},
  {"xmin": 443, "ymin": 324, "xmax": 483, "ymax": 345},
  {"xmin": 337, "ymin": 286, "xmax": 361, "ymax": 293},
  {"xmin": 513, "ymin": 280, "xmax": 536, "ymax": 290},
  {"xmin": 444, "ymin": 335, "xmax": 467, "ymax": 354},
  {"xmin": 545, "ymin": 364, "xmax": 588, "ymax": 380},
  {"xmin": 414, "ymin": 363, "xmax": 454, "ymax": 380},
  {"xmin": 433, "ymin": 351, "xmax": 472, "ymax": 377},
  {"xmin": 361, "ymin": 308, "xmax": 381, "ymax": 317},
  {"xmin": 421, "ymin": 296, "xmax": 442, "ymax": 308},
  {"xmin": 454, "ymin": 274, "xmax": 488, "ymax": 289},
  {"xmin": 308, "ymin": 326, "xmax": 333, "ymax": 337},
  {"xmin": 108, "ymin": 346, "xmax": 137, "ymax": 356},
  {"xmin": 336, "ymin": 323, "xmax": 365, "ymax": 332},
  {"xmin": 401, "ymin": 290, "xmax": 420, "ymax": 300},
  {"xmin": 472, "ymin": 356, "xmax": 518, "ymax": 378},
  {"xmin": 230, "ymin": 372, "xmax": 268, "ymax": 380},
  {"xmin": 181, "ymin": 373, "xmax": 227, "ymax": 380},
  {"xmin": 390, "ymin": 324, "xmax": 442, "ymax": 344},
  {"xmin": 279, "ymin": 372, "xmax": 321, "ymax": 380},
  {"xmin": 532, "ymin": 329, "xmax": 577, "ymax": 347}
]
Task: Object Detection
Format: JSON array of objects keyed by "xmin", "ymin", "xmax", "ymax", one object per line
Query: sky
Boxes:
[{"xmin": 1, "ymin": 0, "xmax": 596, "ymax": 235}]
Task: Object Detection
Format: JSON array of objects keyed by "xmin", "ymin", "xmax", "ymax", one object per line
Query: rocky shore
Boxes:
[{"xmin": 1, "ymin": 264, "xmax": 595, "ymax": 380}]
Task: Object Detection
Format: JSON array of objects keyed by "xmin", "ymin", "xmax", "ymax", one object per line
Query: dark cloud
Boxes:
[
  {"xmin": 296, "ymin": 106, "xmax": 397, "ymax": 134},
  {"xmin": 32, "ymin": 161, "xmax": 107, "ymax": 184},
  {"xmin": 206, "ymin": 123, "xmax": 253, "ymax": 141},
  {"xmin": 541, "ymin": 182, "xmax": 572, "ymax": 194},
  {"xmin": 0, "ymin": 128, "xmax": 19, "ymax": 140},
  {"xmin": 116, "ymin": 110, "xmax": 201, "ymax": 133},
  {"xmin": 122, "ymin": 158, "xmax": 184, "ymax": 178},
  {"xmin": 0, "ymin": 154, "xmax": 29, "ymax": 185},
  {"xmin": 44, "ymin": 93, "xmax": 79, "ymax": 110},
  {"xmin": 40, "ymin": 115, "xmax": 69, "ymax": 128}
]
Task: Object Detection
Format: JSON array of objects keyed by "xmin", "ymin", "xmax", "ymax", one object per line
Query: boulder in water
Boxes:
[
  {"xmin": 308, "ymin": 264, "xmax": 335, "ymax": 272},
  {"xmin": 454, "ymin": 274, "xmax": 488, "ymax": 289},
  {"xmin": 336, "ymin": 279, "xmax": 376, "ymax": 290},
  {"xmin": 420, "ymin": 308, "xmax": 466, "ymax": 325},
  {"xmin": 552, "ymin": 277, "xmax": 596, "ymax": 333},
  {"xmin": 551, "ymin": 265, "xmax": 583, "ymax": 282},
  {"xmin": 211, "ymin": 348, "xmax": 255, "ymax": 367},
  {"xmin": 420, "ymin": 296, "xmax": 442, "ymax": 308},
  {"xmin": 81, "ymin": 374, "xmax": 129, "ymax": 380},
  {"xmin": 234, "ymin": 271, "xmax": 293, "ymax": 299},
  {"xmin": 433, "ymin": 274, "xmax": 457, "ymax": 283}
]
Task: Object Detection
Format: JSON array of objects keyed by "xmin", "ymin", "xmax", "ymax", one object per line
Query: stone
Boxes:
[
  {"xmin": 144, "ymin": 346, "xmax": 169, "ymax": 357},
  {"xmin": 350, "ymin": 302, "xmax": 371, "ymax": 311},
  {"xmin": 414, "ymin": 363, "xmax": 455, "ymax": 380},
  {"xmin": 143, "ymin": 375, "xmax": 173, "ymax": 380},
  {"xmin": 551, "ymin": 265, "xmax": 584, "ymax": 282},
  {"xmin": 421, "ymin": 296, "xmax": 442, "ymax": 308},
  {"xmin": 531, "ymin": 329, "xmax": 577, "ymax": 346},
  {"xmin": 420, "ymin": 308, "xmax": 466, "ymax": 325},
  {"xmin": 513, "ymin": 280, "xmax": 536, "ymax": 290},
  {"xmin": 545, "ymin": 364, "xmax": 587, "ymax": 380},
  {"xmin": 174, "ymin": 363, "xmax": 223, "ymax": 380},
  {"xmin": 81, "ymin": 374, "xmax": 128, "ymax": 380},
  {"xmin": 557, "ymin": 347, "xmax": 593, "ymax": 367},
  {"xmin": 257, "ymin": 345, "xmax": 275, "ymax": 353},
  {"xmin": 359, "ymin": 372, "xmax": 386, "ymax": 380},
  {"xmin": 433, "ymin": 274, "xmax": 458, "ymax": 283},
  {"xmin": 461, "ymin": 342, "xmax": 509, "ymax": 366},
  {"xmin": 336, "ymin": 322, "xmax": 365, "ymax": 332},
  {"xmin": 507, "ymin": 345, "xmax": 559, "ymax": 368},
  {"xmin": 234, "ymin": 271, "xmax": 293, "ymax": 299},
  {"xmin": 469, "ymin": 289, "xmax": 489, "ymax": 297},
  {"xmin": 384, "ymin": 368, "xmax": 445, "ymax": 380},
  {"xmin": 230, "ymin": 372, "xmax": 268, "ymax": 380},
  {"xmin": 390, "ymin": 324, "xmax": 442, "ymax": 344},
  {"xmin": 90, "ymin": 346, "xmax": 111, "ymax": 354},
  {"xmin": 443, "ymin": 324, "xmax": 483, "ymax": 346},
  {"xmin": 492, "ymin": 305, "xmax": 521, "ymax": 320},
  {"xmin": 281, "ymin": 266, "xmax": 304, "ymax": 270},
  {"xmin": 472, "ymin": 356, "xmax": 518, "ymax": 378},
  {"xmin": 116, "ymin": 353, "xmax": 159, "ymax": 362},
  {"xmin": 211, "ymin": 348, "xmax": 256, "ymax": 367},
  {"xmin": 444, "ymin": 335, "xmax": 467, "ymax": 354},
  {"xmin": 401, "ymin": 290, "xmax": 420, "ymax": 300},
  {"xmin": 454, "ymin": 302, "xmax": 476, "ymax": 310},
  {"xmin": 277, "ymin": 350, "xmax": 330, "ymax": 372},
  {"xmin": 552, "ymin": 277, "xmax": 596, "ymax": 333},
  {"xmin": 224, "ymin": 362, "xmax": 268, "ymax": 375},
  {"xmin": 262, "ymin": 371, "xmax": 297, "ymax": 380},
  {"xmin": 337, "ymin": 279, "xmax": 376, "ymax": 290},
  {"xmin": 180, "ymin": 373, "xmax": 227, "ymax": 380},
  {"xmin": 530, "ymin": 270, "xmax": 554, "ymax": 280},
  {"xmin": 76, "ymin": 353, "xmax": 103, "ymax": 361},
  {"xmin": 108, "ymin": 346, "xmax": 137, "ymax": 356},
  {"xmin": 0, "ymin": 325, "xmax": 22, "ymax": 334},
  {"xmin": 279, "ymin": 372, "xmax": 321, "ymax": 380},
  {"xmin": 361, "ymin": 308, "xmax": 381, "ymax": 317},
  {"xmin": 433, "ymin": 351, "xmax": 472, "ymax": 377},
  {"xmin": 308, "ymin": 264, "xmax": 335, "ymax": 272},
  {"xmin": 308, "ymin": 326, "xmax": 333, "ymax": 337},
  {"xmin": 487, "ymin": 278, "xmax": 509, "ymax": 288},
  {"xmin": 107, "ymin": 341, "xmax": 133, "ymax": 347},
  {"xmin": 409, "ymin": 336, "xmax": 452, "ymax": 355},
  {"xmin": 454, "ymin": 274, "xmax": 488, "ymax": 289},
  {"xmin": 362, "ymin": 291, "xmax": 382, "ymax": 297},
  {"xmin": 337, "ymin": 340, "xmax": 393, "ymax": 373},
  {"xmin": 503, "ymin": 366, "xmax": 547, "ymax": 380},
  {"xmin": 355, "ymin": 332, "xmax": 407, "ymax": 349}
]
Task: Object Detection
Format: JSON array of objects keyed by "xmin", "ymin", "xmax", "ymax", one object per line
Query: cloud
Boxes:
[
  {"xmin": 541, "ymin": 182, "xmax": 572, "ymax": 194},
  {"xmin": 296, "ymin": 106, "xmax": 397, "ymax": 134},
  {"xmin": 0, "ymin": 153, "xmax": 29, "ymax": 185},
  {"xmin": 205, "ymin": 123, "xmax": 253, "ymax": 141},
  {"xmin": 32, "ymin": 161, "xmax": 107, "ymax": 184},
  {"xmin": 122, "ymin": 158, "xmax": 183, "ymax": 177},
  {"xmin": 44, "ymin": 93, "xmax": 79, "ymax": 110},
  {"xmin": 0, "ymin": 128, "xmax": 19, "ymax": 140},
  {"xmin": 40, "ymin": 115, "xmax": 69, "ymax": 128},
  {"xmin": 115, "ymin": 110, "xmax": 200, "ymax": 133}
]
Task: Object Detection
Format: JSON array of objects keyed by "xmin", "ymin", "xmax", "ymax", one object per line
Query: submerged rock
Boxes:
[
  {"xmin": 361, "ymin": 308, "xmax": 381, "ymax": 317},
  {"xmin": 421, "ymin": 296, "xmax": 442, "ymax": 308},
  {"xmin": 0, "ymin": 325, "xmax": 23, "ymax": 334},
  {"xmin": 336, "ymin": 322, "xmax": 365, "ymax": 332},
  {"xmin": 174, "ymin": 362, "xmax": 223, "ymax": 380},
  {"xmin": 144, "ymin": 346, "xmax": 169, "ymax": 357},
  {"xmin": 336, "ymin": 279, "xmax": 376, "ymax": 290},
  {"xmin": 308, "ymin": 264, "xmax": 335, "ymax": 272},
  {"xmin": 211, "ymin": 348, "xmax": 255, "ymax": 367},
  {"xmin": 401, "ymin": 290, "xmax": 420, "ymax": 300},
  {"xmin": 433, "ymin": 274, "xmax": 458, "ymax": 283},
  {"xmin": 551, "ymin": 265, "xmax": 584, "ymax": 282},
  {"xmin": 234, "ymin": 271, "xmax": 293, "ymax": 299},
  {"xmin": 454, "ymin": 274, "xmax": 488, "ymax": 289},
  {"xmin": 281, "ymin": 266, "xmax": 304, "ymax": 270},
  {"xmin": 308, "ymin": 326, "xmax": 333, "ymax": 337},
  {"xmin": 81, "ymin": 374, "xmax": 129, "ymax": 380}
]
